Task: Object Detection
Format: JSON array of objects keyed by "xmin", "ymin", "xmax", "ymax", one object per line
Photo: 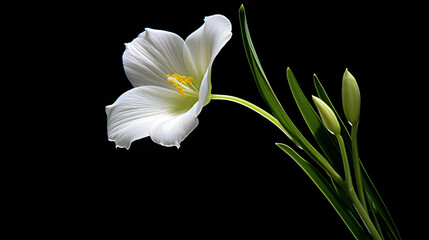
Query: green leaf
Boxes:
[
  {"xmin": 286, "ymin": 68, "xmax": 342, "ymax": 170},
  {"xmin": 314, "ymin": 74, "xmax": 401, "ymax": 239},
  {"xmin": 238, "ymin": 5, "xmax": 295, "ymax": 138},
  {"xmin": 362, "ymin": 166, "xmax": 402, "ymax": 240},
  {"xmin": 238, "ymin": 5, "xmax": 331, "ymax": 173},
  {"xmin": 276, "ymin": 143, "xmax": 371, "ymax": 240}
]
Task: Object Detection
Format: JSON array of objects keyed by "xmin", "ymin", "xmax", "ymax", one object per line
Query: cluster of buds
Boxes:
[{"xmin": 313, "ymin": 69, "xmax": 361, "ymax": 135}]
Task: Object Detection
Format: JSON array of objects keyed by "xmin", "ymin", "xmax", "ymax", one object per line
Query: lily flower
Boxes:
[{"xmin": 106, "ymin": 15, "xmax": 232, "ymax": 149}]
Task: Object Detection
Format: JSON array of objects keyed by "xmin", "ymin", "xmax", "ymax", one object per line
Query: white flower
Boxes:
[{"xmin": 106, "ymin": 15, "xmax": 232, "ymax": 149}]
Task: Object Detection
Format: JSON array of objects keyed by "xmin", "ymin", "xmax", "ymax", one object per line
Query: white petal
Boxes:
[
  {"xmin": 123, "ymin": 28, "xmax": 195, "ymax": 89},
  {"xmin": 106, "ymin": 86, "xmax": 196, "ymax": 149},
  {"xmin": 195, "ymin": 65, "xmax": 212, "ymax": 114},
  {"xmin": 109, "ymin": 15, "xmax": 232, "ymax": 149},
  {"xmin": 148, "ymin": 60, "xmax": 213, "ymax": 149},
  {"xmin": 149, "ymin": 102, "xmax": 200, "ymax": 148},
  {"xmin": 185, "ymin": 14, "xmax": 232, "ymax": 83}
]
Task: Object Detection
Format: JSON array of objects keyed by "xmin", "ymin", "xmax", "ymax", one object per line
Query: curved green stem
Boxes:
[
  {"xmin": 211, "ymin": 94, "xmax": 343, "ymax": 184},
  {"xmin": 211, "ymin": 94, "xmax": 291, "ymax": 138}
]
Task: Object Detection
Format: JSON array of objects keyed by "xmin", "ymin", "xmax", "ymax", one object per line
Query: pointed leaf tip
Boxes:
[{"xmin": 239, "ymin": 4, "xmax": 245, "ymax": 13}]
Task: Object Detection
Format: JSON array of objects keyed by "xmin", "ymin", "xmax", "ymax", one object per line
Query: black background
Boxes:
[{"xmin": 23, "ymin": 1, "xmax": 426, "ymax": 238}]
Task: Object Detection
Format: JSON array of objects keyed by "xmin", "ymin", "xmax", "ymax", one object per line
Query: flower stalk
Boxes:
[
  {"xmin": 212, "ymin": 94, "xmax": 344, "ymax": 184},
  {"xmin": 352, "ymin": 123, "xmax": 367, "ymax": 211},
  {"xmin": 210, "ymin": 94, "xmax": 289, "ymax": 137},
  {"xmin": 348, "ymin": 187, "xmax": 383, "ymax": 240},
  {"xmin": 336, "ymin": 134, "xmax": 353, "ymax": 192},
  {"xmin": 337, "ymin": 125, "xmax": 382, "ymax": 240}
]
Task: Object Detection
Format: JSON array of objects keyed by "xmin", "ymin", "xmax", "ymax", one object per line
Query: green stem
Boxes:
[
  {"xmin": 211, "ymin": 94, "xmax": 290, "ymax": 137},
  {"xmin": 211, "ymin": 94, "xmax": 343, "ymax": 184},
  {"xmin": 348, "ymin": 189, "xmax": 382, "ymax": 240},
  {"xmin": 352, "ymin": 123, "xmax": 367, "ymax": 211},
  {"xmin": 336, "ymin": 134, "xmax": 382, "ymax": 240},
  {"xmin": 336, "ymin": 134, "xmax": 353, "ymax": 192}
]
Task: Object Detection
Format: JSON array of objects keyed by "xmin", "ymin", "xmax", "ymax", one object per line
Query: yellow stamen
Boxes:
[{"xmin": 167, "ymin": 73, "xmax": 194, "ymax": 97}]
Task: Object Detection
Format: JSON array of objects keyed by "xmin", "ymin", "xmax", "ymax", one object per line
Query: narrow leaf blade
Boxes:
[
  {"xmin": 286, "ymin": 68, "xmax": 342, "ymax": 170},
  {"xmin": 362, "ymin": 166, "xmax": 402, "ymax": 239},
  {"xmin": 239, "ymin": 6, "xmax": 329, "ymax": 168},
  {"xmin": 238, "ymin": 5, "xmax": 295, "ymax": 137},
  {"xmin": 276, "ymin": 143, "xmax": 371, "ymax": 240}
]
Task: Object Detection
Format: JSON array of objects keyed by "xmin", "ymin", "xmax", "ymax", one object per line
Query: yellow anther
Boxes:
[
  {"xmin": 167, "ymin": 73, "xmax": 194, "ymax": 97},
  {"xmin": 187, "ymin": 77, "xmax": 193, "ymax": 84},
  {"xmin": 170, "ymin": 73, "xmax": 193, "ymax": 85}
]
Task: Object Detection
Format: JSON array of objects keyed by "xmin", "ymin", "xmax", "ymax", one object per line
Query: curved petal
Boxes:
[
  {"xmin": 123, "ymin": 28, "xmax": 195, "ymax": 89},
  {"xmin": 195, "ymin": 65, "xmax": 212, "ymax": 114},
  {"xmin": 149, "ymin": 102, "xmax": 200, "ymax": 148},
  {"xmin": 185, "ymin": 14, "xmax": 232, "ymax": 86},
  {"xmin": 110, "ymin": 15, "xmax": 232, "ymax": 149},
  {"xmin": 106, "ymin": 86, "xmax": 196, "ymax": 149},
  {"xmin": 148, "ymin": 55, "xmax": 214, "ymax": 149}
]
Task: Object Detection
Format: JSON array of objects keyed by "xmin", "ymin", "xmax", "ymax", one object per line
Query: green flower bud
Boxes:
[
  {"xmin": 342, "ymin": 69, "xmax": 361, "ymax": 125},
  {"xmin": 312, "ymin": 96, "xmax": 341, "ymax": 135}
]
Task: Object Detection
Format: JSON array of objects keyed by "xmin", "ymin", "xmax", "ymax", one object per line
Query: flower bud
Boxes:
[
  {"xmin": 342, "ymin": 69, "xmax": 361, "ymax": 125},
  {"xmin": 312, "ymin": 96, "xmax": 341, "ymax": 135}
]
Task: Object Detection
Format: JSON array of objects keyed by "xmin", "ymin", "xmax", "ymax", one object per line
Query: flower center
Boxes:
[{"xmin": 167, "ymin": 73, "xmax": 195, "ymax": 98}]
